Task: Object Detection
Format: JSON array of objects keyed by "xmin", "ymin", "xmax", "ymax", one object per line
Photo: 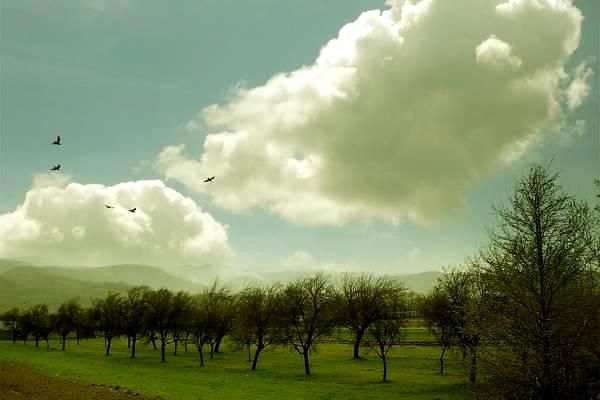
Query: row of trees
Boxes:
[
  {"xmin": 2, "ymin": 164, "xmax": 599, "ymax": 396},
  {"xmin": 420, "ymin": 166, "xmax": 600, "ymax": 399},
  {"xmin": 1, "ymin": 274, "xmax": 410, "ymax": 381}
]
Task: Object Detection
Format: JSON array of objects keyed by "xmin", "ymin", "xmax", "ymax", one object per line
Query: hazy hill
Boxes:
[
  {"xmin": 0, "ymin": 267, "xmax": 130, "ymax": 312},
  {"xmin": 229, "ymin": 270, "xmax": 442, "ymax": 293},
  {"xmin": 42, "ymin": 264, "xmax": 206, "ymax": 293}
]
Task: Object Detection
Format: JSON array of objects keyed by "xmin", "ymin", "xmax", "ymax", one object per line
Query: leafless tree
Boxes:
[
  {"xmin": 338, "ymin": 273, "xmax": 405, "ymax": 359},
  {"xmin": 279, "ymin": 273, "xmax": 337, "ymax": 375}
]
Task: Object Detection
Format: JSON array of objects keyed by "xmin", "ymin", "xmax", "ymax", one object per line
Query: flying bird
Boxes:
[
  {"xmin": 51, "ymin": 164, "xmax": 61, "ymax": 171},
  {"xmin": 128, "ymin": 207, "xmax": 137, "ymax": 213},
  {"xmin": 204, "ymin": 176, "xmax": 215, "ymax": 183},
  {"xmin": 51, "ymin": 136, "xmax": 61, "ymax": 145},
  {"xmin": 105, "ymin": 204, "xmax": 115, "ymax": 209}
]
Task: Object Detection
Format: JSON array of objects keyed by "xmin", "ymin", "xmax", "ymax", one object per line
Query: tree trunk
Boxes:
[
  {"xmin": 303, "ymin": 349, "xmax": 311, "ymax": 375},
  {"xmin": 62, "ymin": 334, "xmax": 67, "ymax": 351},
  {"xmin": 184, "ymin": 333, "xmax": 189, "ymax": 352},
  {"xmin": 161, "ymin": 342, "xmax": 166, "ymax": 362},
  {"xmin": 214, "ymin": 335, "xmax": 223, "ymax": 353},
  {"xmin": 35, "ymin": 337, "xmax": 39, "ymax": 348},
  {"xmin": 198, "ymin": 345, "xmax": 204, "ymax": 366},
  {"xmin": 131, "ymin": 337, "xmax": 137, "ymax": 359},
  {"xmin": 210, "ymin": 343, "xmax": 214, "ymax": 359},
  {"xmin": 128, "ymin": 336, "xmax": 131, "ymax": 348},
  {"xmin": 106, "ymin": 337, "xmax": 112, "ymax": 356},
  {"xmin": 76, "ymin": 331, "xmax": 80, "ymax": 345},
  {"xmin": 251, "ymin": 346, "xmax": 263, "ymax": 370},
  {"xmin": 353, "ymin": 328, "xmax": 365, "ymax": 359},
  {"xmin": 439, "ymin": 346, "xmax": 446, "ymax": 375},
  {"xmin": 174, "ymin": 339, "xmax": 178, "ymax": 356},
  {"xmin": 45, "ymin": 338, "xmax": 49, "ymax": 349},
  {"xmin": 470, "ymin": 347, "xmax": 477, "ymax": 384},
  {"xmin": 382, "ymin": 356, "xmax": 388, "ymax": 382},
  {"xmin": 247, "ymin": 343, "xmax": 251, "ymax": 362}
]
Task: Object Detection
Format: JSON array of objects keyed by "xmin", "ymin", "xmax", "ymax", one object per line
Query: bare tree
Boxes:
[
  {"xmin": 0, "ymin": 307, "xmax": 20, "ymax": 344},
  {"xmin": 27, "ymin": 304, "xmax": 51, "ymax": 349},
  {"xmin": 53, "ymin": 299, "xmax": 82, "ymax": 351},
  {"xmin": 478, "ymin": 164, "xmax": 597, "ymax": 398},
  {"xmin": 280, "ymin": 273, "xmax": 337, "ymax": 375},
  {"xmin": 420, "ymin": 286, "xmax": 454, "ymax": 375},
  {"xmin": 338, "ymin": 273, "xmax": 405, "ymax": 359},
  {"xmin": 364, "ymin": 291, "xmax": 406, "ymax": 382},
  {"xmin": 144, "ymin": 288, "xmax": 178, "ymax": 362},
  {"xmin": 234, "ymin": 283, "xmax": 283, "ymax": 370},
  {"xmin": 120, "ymin": 286, "xmax": 149, "ymax": 359},
  {"xmin": 92, "ymin": 292, "xmax": 122, "ymax": 356}
]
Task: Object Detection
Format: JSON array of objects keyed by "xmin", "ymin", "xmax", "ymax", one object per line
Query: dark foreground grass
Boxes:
[{"xmin": 0, "ymin": 338, "xmax": 470, "ymax": 400}]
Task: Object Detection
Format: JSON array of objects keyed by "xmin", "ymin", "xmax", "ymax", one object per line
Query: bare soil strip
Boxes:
[{"xmin": 0, "ymin": 362, "xmax": 161, "ymax": 400}]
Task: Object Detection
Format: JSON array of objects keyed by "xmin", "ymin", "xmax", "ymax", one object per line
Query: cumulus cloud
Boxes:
[
  {"xmin": 0, "ymin": 175, "xmax": 232, "ymax": 275},
  {"xmin": 566, "ymin": 62, "xmax": 593, "ymax": 110},
  {"xmin": 159, "ymin": 0, "xmax": 587, "ymax": 226}
]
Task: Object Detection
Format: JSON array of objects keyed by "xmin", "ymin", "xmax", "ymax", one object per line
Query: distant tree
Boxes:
[
  {"xmin": 364, "ymin": 291, "xmax": 406, "ymax": 382},
  {"xmin": 478, "ymin": 165, "xmax": 597, "ymax": 398},
  {"xmin": 234, "ymin": 283, "xmax": 283, "ymax": 370},
  {"xmin": 144, "ymin": 288, "xmax": 174, "ymax": 362},
  {"xmin": 420, "ymin": 286, "xmax": 454, "ymax": 375},
  {"xmin": 439, "ymin": 266, "xmax": 488, "ymax": 384},
  {"xmin": 144, "ymin": 288, "xmax": 190, "ymax": 362},
  {"xmin": 189, "ymin": 284, "xmax": 229, "ymax": 366},
  {"xmin": 171, "ymin": 291, "xmax": 193, "ymax": 356},
  {"xmin": 53, "ymin": 299, "xmax": 82, "ymax": 351},
  {"xmin": 92, "ymin": 292, "xmax": 122, "ymax": 356},
  {"xmin": 28, "ymin": 304, "xmax": 51, "ymax": 348},
  {"xmin": 280, "ymin": 273, "xmax": 337, "ymax": 375},
  {"xmin": 338, "ymin": 273, "xmax": 405, "ymax": 359},
  {"xmin": 0, "ymin": 307, "xmax": 20, "ymax": 344},
  {"xmin": 120, "ymin": 286, "xmax": 149, "ymax": 359},
  {"xmin": 18, "ymin": 310, "xmax": 33, "ymax": 345}
]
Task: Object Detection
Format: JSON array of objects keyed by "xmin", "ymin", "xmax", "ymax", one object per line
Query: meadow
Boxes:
[{"xmin": 0, "ymin": 329, "xmax": 470, "ymax": 400}]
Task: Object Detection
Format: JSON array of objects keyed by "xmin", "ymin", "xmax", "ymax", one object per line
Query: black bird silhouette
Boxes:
[
  {"xmin": 52, "ymin": 136, "xmax": 61, "ymax": 145},
  {"xmin": 105, "ymin": 204, "xmax": 115, "ymax": 209},
  {"xmin": 51, "ymin": 164, "xmax": 61, "ymax": 171},
  {"xmin": 204, "ymin": 176, "xmax": 215, "ymax": 183},
  {"xmin": 128, "ymin": 207, "xmax": 137, "ymax": 213}
]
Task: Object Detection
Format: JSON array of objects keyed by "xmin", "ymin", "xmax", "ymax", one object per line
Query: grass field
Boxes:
[{"xmin": 0, "ymin": 332, "xmax": 470, "ymax": 400}]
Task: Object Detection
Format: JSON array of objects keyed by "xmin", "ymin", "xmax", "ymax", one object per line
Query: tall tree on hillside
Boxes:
[
  {"xmin": 338, "ymin": 273, "xmax": 405, "ymax": 359},
  {"xmin": 280, "ymin": 273, "xmax": 337, "ymax": 375},
  {"xmin": 92, "ymin": 292, "xmax": 122, "ymax": 356},
  {"xmin": 364, "ymin": 290, "xmax": 406, "ymax": 382},
  {"xmin": 420, "ymin": 286, "xmax": 454, "ymax": 375},
  {"xmin": 478, "ymin": 165, "xmax": 597, "ymax": 398},
  {"xmin": 234, "ymin": 283, "xmax": 283, "ymax": 370},
  {"xmin": 120, "ymin": 286, "xmax": 149, "ymax": 359},
  {"xmin": 54, "ymin": 298, "xmax": 82, "ymax": 351},
  {"xmin": 0, "ymin": 307, "xmax": 20, "ymax": 344}
]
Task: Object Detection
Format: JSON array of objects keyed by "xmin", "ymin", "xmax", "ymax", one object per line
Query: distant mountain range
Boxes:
[{"xmin": 0, "ymin": 258, "xmax": 441, "ymax": 312}]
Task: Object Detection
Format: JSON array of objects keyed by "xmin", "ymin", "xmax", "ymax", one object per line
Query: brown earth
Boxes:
[{"xmin": 0, "ymin": 362, "xmax": 162, "ymax": 400}]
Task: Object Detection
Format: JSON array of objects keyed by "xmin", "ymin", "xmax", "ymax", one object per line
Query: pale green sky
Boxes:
[{"xmin": 0, "ymin": 0, "xmax": 598, "ymax": 278}]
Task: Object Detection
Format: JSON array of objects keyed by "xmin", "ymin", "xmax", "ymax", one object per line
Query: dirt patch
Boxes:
[{"xmin": 0, "ymin": 362, "xmax": 161, "ymax": 400}]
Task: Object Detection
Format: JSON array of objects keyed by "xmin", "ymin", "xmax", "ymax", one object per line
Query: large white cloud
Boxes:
[
  {"xmin": 0, "ymin": 175, "xmax": 232, "ymax": 273},
  {"xmin": 159, "ymin": 0, "xmax": 590, "ymax": 226}
]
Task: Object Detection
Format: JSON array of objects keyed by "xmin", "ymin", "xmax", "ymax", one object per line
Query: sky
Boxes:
[{"xmin": 0, "ymin": 0, "xmax": 598, "ymax": 280}]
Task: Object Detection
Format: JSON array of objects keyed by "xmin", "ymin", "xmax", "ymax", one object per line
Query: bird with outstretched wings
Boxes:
[
  {"xmin": 105, "ymin": 204, "xmax": 115, "ymax": 209},
  {"xmin": 204, "ymin": 176, "xmax": 215, "ymax": 183},
  {"xmin": 52, "ymin": 136, "xmax": 61, "ymax": 145},
  {"xmin": 51, "ymin": 164, "xmax": 61, "ymax": 171},
  {"xmin": 128, "ymin": 207, "xmax": 137, "ymax": 213}
]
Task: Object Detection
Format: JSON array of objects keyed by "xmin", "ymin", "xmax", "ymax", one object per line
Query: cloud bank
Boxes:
[
  {"xmin": 159, "ymin": 0, "xmax": 590, "ymax": 226},
  {"xmin": 0, "ymin": 175, "xmax": 231, "ymax": 272}
]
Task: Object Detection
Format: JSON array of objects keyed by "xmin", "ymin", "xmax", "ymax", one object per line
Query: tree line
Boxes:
[{"xmin": 1, "ymin": 165, "xmax": 599, "ymax": 399}]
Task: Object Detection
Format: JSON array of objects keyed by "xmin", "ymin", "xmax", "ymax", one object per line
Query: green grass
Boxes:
[{"xmin": 0, "ymin": 338, "xmax": 470, "ymax": 400}]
